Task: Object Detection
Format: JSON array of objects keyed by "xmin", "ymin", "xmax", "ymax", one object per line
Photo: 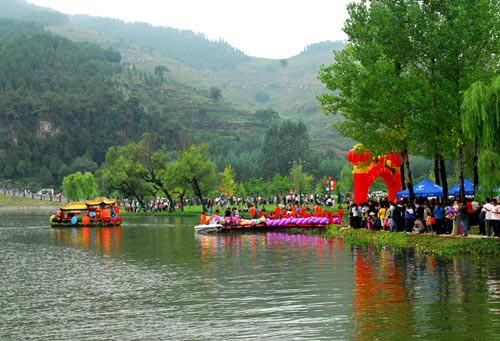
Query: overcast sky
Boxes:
[{"xmin": 26, "ymin": 0, "xmax": 352, "ymax": 59}]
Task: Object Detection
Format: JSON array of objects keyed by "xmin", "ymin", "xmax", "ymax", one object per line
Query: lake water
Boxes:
[{"xmin": 1, "ymin": 210, "xmax": 499, "ymax": 340}]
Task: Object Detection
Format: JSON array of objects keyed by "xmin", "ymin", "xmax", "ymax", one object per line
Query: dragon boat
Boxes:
[
  {"xmin": 195, "ymin": 211, "xmax": 339, "ymax": 233},
  {"xmin": 50, "ymin": 197, "xmax": 122, "ymax": 228}
]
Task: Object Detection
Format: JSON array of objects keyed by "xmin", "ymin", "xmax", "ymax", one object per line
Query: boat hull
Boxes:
[
  {"xmin": 194, "ymin": 223, "xmax": 222, "ymax": 233},
  {"xmin": 50, "ymin": 217, "xmax": 122, "ymax": 228}
]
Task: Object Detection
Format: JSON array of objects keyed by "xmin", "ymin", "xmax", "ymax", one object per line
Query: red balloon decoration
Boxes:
[
  {"xmin": 346, "ymin": 145, "xmax": 402, "ymax": 204},
  {"xmin": 347, "ymin": 146, "xmax": 373, "ymax": 166}
]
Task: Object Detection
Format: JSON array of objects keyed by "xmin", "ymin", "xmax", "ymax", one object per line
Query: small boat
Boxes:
[
  {"xmin": 50, "ymin": 197, "xmax": 123, "ymax": 228},
  {"xmin": 194, "ymin": 223, "xmax": 222, "ymax": 233}
]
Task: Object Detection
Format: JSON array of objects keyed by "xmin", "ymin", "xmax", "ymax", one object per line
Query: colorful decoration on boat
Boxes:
[
  {"xmin": 50, "ymin": 197, "xmax": 122, "ymax": 228},
  {"xmin": 347, "ymin": 144, "xmax": 402, "ymax": 204},
  {"xmin": 195, "ymin": 211, "xmax": 338, "ymax": 233}
]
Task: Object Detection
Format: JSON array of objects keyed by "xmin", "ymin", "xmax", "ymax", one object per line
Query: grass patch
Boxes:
[
  {"xmin": 0, "ymin": 194, "xmax": 60, "ymax": 207},
  {"xmin": 325, "ymin": 226, "xmax": 500, "ymax": 258}
]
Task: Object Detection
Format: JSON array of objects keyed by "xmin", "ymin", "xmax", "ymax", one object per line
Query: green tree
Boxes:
[
  {"xmin": 62, "ymin": 171, "xmax": 98, "ymax": 201},
  {"xmin": 219, "ymin": 165, "xmax": 237, "ymax": 198},
  {"xmin": 319, "ymin": 0, "xmax": 500, "ymax": 201},
  {"xmin": 101, "ymin": 143, "xmax": 154, "ymax": 210},
  {"xmin": 289, "ymin": 165, "xmax": 313, "ymax": 205},
  {"xmin": 255, "ymin": 108, "xmax": 279, "ymax": 122},
  {"xmin": 208, "ymin": 86, "xmax": 222, "ymax": 101},
  {"xmin": 268, "ymin": 174, "xmax": 291, "ymax": 198},
  {"xmin": 337, "ymin": 164, "xmax": 354, "ymax": 195},
  {"xmin": 154, "ymin": 65, "xmax": 169, "ymax": 76},
  {"xmin": 260, "ymin": 119, "xmax": 311, "ymax": 179},
  {"xmin": 176, "ymin": 144, "xmax": 217, "ymax": 212},
  {"xmin": 462, "ymin": 76, "xmax": 500, "ymax": 195},
  {"xmin": 318, "ymin": 0, "xmax": 418, "ymax": 198}
]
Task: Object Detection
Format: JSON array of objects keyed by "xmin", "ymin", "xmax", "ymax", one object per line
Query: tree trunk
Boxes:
[
  {"xmin": 402, "ymin": 149, "xmax": 414, "ymax": 201},
  {"xmin": 191, "ymin": 179, "xmax": 206, "ymax": 212},
  {"xmin": 458, "ymin": 146, "xmax": 465, "ymax": 202},
  {"xmin": 434, "ymin": 154, "xmax": 441, "ymax": 186},
  {"xmin": 178, "ymin": 191, "xmax": 186, "ymax": 212},
  {"xmin": 473, "ymin": 135, "xmax": 479, "ymax": 194},
  {"xmin": 439, "ymin": 157, "xmax": 448, "ymax": 200},
  {"xmin": 400, "ymin": 156, "xmax": 406, "ymax": 190}
]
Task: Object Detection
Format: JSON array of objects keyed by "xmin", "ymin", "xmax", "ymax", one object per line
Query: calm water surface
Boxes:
[{"xmin": 0, "ymin": 210, "xmax": 499, "ymax": 340}]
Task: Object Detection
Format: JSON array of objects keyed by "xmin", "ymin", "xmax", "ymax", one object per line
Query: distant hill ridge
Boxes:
[{"xmin": 0, "ymin": 0, "xmax": 353, "ymax": 188}]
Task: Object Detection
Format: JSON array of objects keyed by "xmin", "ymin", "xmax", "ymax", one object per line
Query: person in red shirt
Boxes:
[
  {"xmin": 274, "ymin": 206, "xmax": 282, "ymax": 218},
  {"xmin": 315, "ymin": 204, "xmax": 322, "ymax": 215},
  {"xmin": 249, "ymin": 205, "xmax": 256, "ymax": 218},
  {"xmin": 200, "ymin": 211, "xmax": 207, "ymax": 224}
]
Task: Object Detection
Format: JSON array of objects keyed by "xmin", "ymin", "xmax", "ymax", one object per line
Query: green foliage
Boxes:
[
  {"xmin": 219, "ymin": 165, "xmax": 237, "ymax": 197},
  {"xmin": 240, "ymin": 178, "xmax": 266, "ymax": 197},
  {"xmin": 337, "ymin": 164, "xmax": 354, "ymax": 194},
  {"xmin": 0, "ymin": 0, "xmax": 67, "ymax": 26},
  {"xmin": 0, "ymin": 20, "xmax": 142, "ymax": 186},
  {"xmin": 268, "ymin": 174, "xmax": 292, "ymax": 196},
  {"xmin": 260, "ymin": 119, "xmax": 311, "ymax": 179},
  {"xmin": 255, "ymin": 108, "xmax": 279, "ymax": 122},
  {"xmin": 176, "ymin": 144, "xmax": 217, "ymax": 210},
  {"xmin": 69, "ymin": 15, "xmax": 251, "ymax": 70},
  {"xmin": 101, "ymin": 142, "xmax": 154, "ymax": 209},
  {"xmin": 289, "ymin": 165, "xmax": 313, "ymax": 196},
  {"xmin": 255, "ymin": 92, "xmax": 270, "ymax": 103},
  {"xmin": 154, "ymin": 65, "xmax": 169, "ymax": 76},
  {"xmin": 208, "ymin": 86, "xmax": 222, "ymax": 101},
  {"xmin": 319, "ymin": 0, "xmax": 500, "ymax": 194},
  {"xmin": 62, "ymin": 171, "xmax": 98, "ymax": 200}
]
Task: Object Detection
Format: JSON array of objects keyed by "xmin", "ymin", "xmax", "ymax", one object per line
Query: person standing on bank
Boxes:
[
  {"xmin": 457, "ymin": 201, "xmax": 469, "ymax": 236},
  {"xmin": 492, "ymin": 199, "xmax": 500, "ymax": 238},
  {"xmin": 433, "ymin": 202, "xmax": 445, "ymax": 235},
  {"xmin": 482, "ymin": 198, "xmax": 494, "ymax": 237}
]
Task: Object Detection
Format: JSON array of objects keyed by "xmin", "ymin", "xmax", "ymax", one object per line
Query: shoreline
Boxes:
[
  {"xmin": 325, "ymin": 226, "xmax": 500, "ymax": 258},
  {"xmin": 0, "ymin": 206, "xmax": 56, "ymax": 211}
]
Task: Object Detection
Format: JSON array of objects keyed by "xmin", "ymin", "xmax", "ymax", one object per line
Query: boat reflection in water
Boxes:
[
  {"xmin": 194, "ymin": 230, "xmax": 500, "ymax": 340},
  {"xmin": 196, "ymin": 232, "xmax": 344, "ymax": 266},
  {"xmin": 51, "ymin": 226, "xmax": 121, "ymax": 256}
]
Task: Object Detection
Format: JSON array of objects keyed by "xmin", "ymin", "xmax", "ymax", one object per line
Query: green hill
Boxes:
[
  {"xmin": 54, "ymin": 14, "xmax": 351, "ymax": 155},
  {"xmin": 0, "ymin": 0, "xmax": 352, "ymax": 189}
]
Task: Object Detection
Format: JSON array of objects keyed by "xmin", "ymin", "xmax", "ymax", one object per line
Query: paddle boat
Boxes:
[
  {"xmin": 50, "ymin": 197, "xmax": 122, "ymax": 227},
  {"xmin": 194, "ymin": 223, "xmax": 223, "ymax": 233}
]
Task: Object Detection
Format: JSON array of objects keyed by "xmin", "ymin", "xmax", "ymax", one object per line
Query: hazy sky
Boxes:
[{"xmin": 26, "ymin": 0, "xmax": 352, "ymax": 59}]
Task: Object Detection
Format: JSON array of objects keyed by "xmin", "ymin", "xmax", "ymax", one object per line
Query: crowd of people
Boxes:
[{"xmin": 347, "ymin": 197, "xmax": 500, "ymax": 238}]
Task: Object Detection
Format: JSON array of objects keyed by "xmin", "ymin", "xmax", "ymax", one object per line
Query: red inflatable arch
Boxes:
[{"xmin": 347, "ymin": 144, "xmax": 401, "ymax": 204}]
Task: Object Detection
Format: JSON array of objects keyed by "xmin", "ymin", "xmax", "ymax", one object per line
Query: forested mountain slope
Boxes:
[
  {"xmin": 58, "ymin": 15, "xmax": 350, "ymax": 154},
  {"xmin": 0, "ymin": 0, "xmax": 353, "ymax": 189},
  {"xmin": 0, "ymin": 18, "xmax": 267, "ymax": 185}
]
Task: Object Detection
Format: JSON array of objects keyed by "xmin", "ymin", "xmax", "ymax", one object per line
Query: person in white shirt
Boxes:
[
  {"xmin": 491, "ymin": 199, "xmax": 500, "ymax": 237},
  {"xmin": 482, "ymin": 198, "xmax": 494, "ymax": 237}
]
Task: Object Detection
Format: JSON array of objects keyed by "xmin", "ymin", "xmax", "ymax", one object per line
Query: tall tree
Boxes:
[
  {"xmin": 100, "ymin": 143, "xmax": 154, "ymax": 210},
  {"xmin": 462, "ymin": 76, "xmax": 500, "ymax": 194},
  {"xmin": 62, "ymin": 171, "xmax": 98, "ymax": 201},
  {"xmin": 219, "ymin": 165, "xmax": 237, "ymax": 198},
  {"xmin": 176, "ymin": 144, "xmax": 217, "ymax": 212},
  {"xmin": 260, "ymin": 119, "xmax": 311, "ymax": 179},
  {"xmin": 318, "ymin": 0, "xmax": 419, "ymax": 199},
  {"xmin": 289, "ymin": 165, "xmax": 313, "ymax": 205},
  {"xmin": 319, "ymin": 0, "xmax": 500, "ymax": 201}
]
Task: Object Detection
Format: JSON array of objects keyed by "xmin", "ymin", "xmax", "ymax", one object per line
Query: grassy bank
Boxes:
[
  {"xmin": 0, "ymin": 194, "xmax": 60, "ymax": 207},
  {"xmin": 325, "ymin": 226, "xmax": 500, "ymax": 258}
]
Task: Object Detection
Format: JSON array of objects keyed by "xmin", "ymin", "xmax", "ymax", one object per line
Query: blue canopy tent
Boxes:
[
  {"xmin": 449, "ymin": 179, "xmax": 474, "ymax": 196},
  {"xmin": 396, "ymin": 178, "xmax": 443, "ymax": 199}
]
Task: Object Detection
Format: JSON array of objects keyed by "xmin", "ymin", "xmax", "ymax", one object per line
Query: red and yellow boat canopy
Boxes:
[{"xmin": 59, "ymin": 198, "xmax": 117, "ymax": 210}]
